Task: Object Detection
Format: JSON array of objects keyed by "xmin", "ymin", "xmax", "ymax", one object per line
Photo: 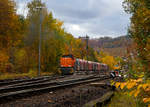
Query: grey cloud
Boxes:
[
  {"xmin": 16, "ymin": 0, "xmax": 130, "ymax": 38},
  {"xmin": 46, "ymin": 0, "xmax": 101, "ymax": 21}
]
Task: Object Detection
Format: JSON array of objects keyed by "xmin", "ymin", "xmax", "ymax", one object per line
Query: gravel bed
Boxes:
[{"xmin": 0, "ymin": 79, "xmax": 112, "ymax": 107}]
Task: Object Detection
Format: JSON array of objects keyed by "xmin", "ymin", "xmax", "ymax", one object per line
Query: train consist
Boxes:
[{"xmin": 60, "ymin": 54, "xmax": 109, "ymax": 75}]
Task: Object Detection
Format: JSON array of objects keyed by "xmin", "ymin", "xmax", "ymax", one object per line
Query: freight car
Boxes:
[{"xmin": 60, "ymin": 54, "xmax": 109, "ymax": 75}]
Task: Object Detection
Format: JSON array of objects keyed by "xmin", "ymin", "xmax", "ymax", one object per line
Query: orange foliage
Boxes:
[{"xmin": 0, "ymin": 50, "xmax": 10, "ymax": 72}]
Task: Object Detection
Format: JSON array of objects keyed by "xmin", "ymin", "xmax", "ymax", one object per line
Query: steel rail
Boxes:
[
  {"xmin": 0, "ymin": 75, "xmax": 65, "ymax": 87},
  {"xmin": 0, "ymin": 75, "xmax": 110, "ymax": 100},
  {"xmin": 0, "ymin": 75, "xmax": 98, "ymax": 93}
]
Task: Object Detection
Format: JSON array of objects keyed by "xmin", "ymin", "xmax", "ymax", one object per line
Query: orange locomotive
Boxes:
[
  {"xmin": 59, "ymin": 54, "xmax": 109, "ymax": 75},
  {"xmin": 60, "ymin": 54, "xmax": 75, "ymax": 75}
]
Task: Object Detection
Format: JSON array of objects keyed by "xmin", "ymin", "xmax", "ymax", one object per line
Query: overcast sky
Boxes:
[{"xmin": 15, "ymin": 0, "xmax": 130, "ymax": 38}]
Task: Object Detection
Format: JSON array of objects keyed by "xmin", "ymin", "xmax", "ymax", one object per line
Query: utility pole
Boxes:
[
  {"xmin": 36, "ymin": 6, "xmax": 43, "ymax": 76},
  {"xmin": 85, "ymin": 35, "xmax": 89, "ymax": 62},
  {"xmin": 79, "ymin": 35, "xmax": 89, "ymax": 72}
]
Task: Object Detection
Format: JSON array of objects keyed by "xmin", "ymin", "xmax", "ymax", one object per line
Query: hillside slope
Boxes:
[{"xmin": 89, "ymin": 36, "xmax": 132, "ymax": 57}]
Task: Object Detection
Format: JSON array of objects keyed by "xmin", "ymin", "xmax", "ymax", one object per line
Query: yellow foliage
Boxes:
[
  {"xmin": 115, "ymin": 82, "xmax": 121, "ymax": 88},
  {"xmin": 114, "ymin": 66, "xmax": 121, "ymax": 70},
  {"xmin": 137, "ymin": 84, "xmax": 143, "ymax": 90},
  {"xmin": 126, "ymin": 81, "xmax": 136, "ymax": 89},
  {"xmin": 135, "ymin": 78, "xmax": 143, "ymax": 82},
  {"xmin": 142, "ymin": 84, "xmax": 149, "ymax": 90},
  {"xmin": 15, "ymin": 49, "xmax": 26, "ymax": 63},
  {"xmin": 116, "ymin": 78, "xmax": 150, "ymax": 105},
  {"xmin": 129, "ymin": 90, "xmax": 136, "ymax": 96},
  {"xmin": 145, "ymin": 86, "xmax": 150, "ymax": 92},
  {"xmin": 122, "ymin": 0, "xmax": 150, "ymax": 105},
  {"xmin": 138, "ymin": 74, "xmax": 144, "ymax": 78},
  {"xmin": 134, "ymin": 90, "xmax": 140, "ymax": 97},
  {"xmin": 111, "ymin": 80, "xmax": 115, "ymax": 86},
  {"xmin": 0, "ymin": 51, "xmax": 9, "ymax": 62},
  {"xmin": 143, "ymin": 98, "xmax": 150, "ymax": 103},
  {"xmin": 0, "ymin": 50, "xmax": 10, "ymax": 72},
  {"xmin": 55, "ymin": 19, "xmax": 64, "ymax": 30},
  {"xmin": 120, "ymin": 83, "xmax": 127, "ymax": 89},
  {"xmin": 101, "ymin": 55, "xmax": 117, "ymax": 70}
]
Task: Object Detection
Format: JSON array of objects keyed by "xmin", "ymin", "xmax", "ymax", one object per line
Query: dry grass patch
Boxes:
[{"xmin": 104, "ymin": 91, "xmax": 145, "ymax": 107}]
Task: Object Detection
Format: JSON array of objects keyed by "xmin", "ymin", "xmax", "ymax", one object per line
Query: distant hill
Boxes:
[{"xmin": 89, "ymin": 36, "xmax": 132, "ymax": 57}]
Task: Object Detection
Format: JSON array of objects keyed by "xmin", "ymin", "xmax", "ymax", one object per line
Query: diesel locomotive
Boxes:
[{"xmin": 60, "ymin": 54, "xmax": 109, "ymax": 75}]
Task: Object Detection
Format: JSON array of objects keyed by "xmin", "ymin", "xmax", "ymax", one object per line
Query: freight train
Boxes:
[{"xmin": 59, "ymin": 54, "xmax": 109, "ymax": 75}]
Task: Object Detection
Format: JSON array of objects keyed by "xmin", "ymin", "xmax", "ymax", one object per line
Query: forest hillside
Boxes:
[{"xmin": 89, "ymin": 36, "xmax": 132, "ymax": 57}]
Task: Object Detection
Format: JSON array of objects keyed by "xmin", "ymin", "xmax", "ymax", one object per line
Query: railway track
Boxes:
[
  {"xmin": 0, "ymin": 74, "xmax": 110, "ymax": 103},
  {"xmin": 0, "ymin": 75, "xmax": 66, "ymax": 87}
]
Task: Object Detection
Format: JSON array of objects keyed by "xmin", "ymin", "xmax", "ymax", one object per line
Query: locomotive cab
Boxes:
[{"xmin": 60, "ymin": 54, "xmax": 75, "ymax": 75}]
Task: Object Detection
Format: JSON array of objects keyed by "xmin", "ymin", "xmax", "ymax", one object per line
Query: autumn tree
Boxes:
[
  {"xmin": 123, "ymin": 0, "xmax": 150, "ymax": 75},
  {"xmin": 0, "ymin": 0, "xmax": 25, "ymax": 72},
  {"xmin": 41, "ymin": 13, "xmax": 65, "ymax": 72},
  {"xmin": 0, "ymin": 0, "xmax": 15, "ymax": 48},
  {"xmin": 112, "ymin": 1, "xmax": 150, "ymax": 106},
  {"xmin": 26, "ymin": 0, "xmax": 66, "ymax": 73},
  {"xmin": 0, "ymin": 0, "xmax": 99, "ymax": 76},
  {"xmin": 101, "ymin": 55, "xmax": 117, "ymax": 70}
]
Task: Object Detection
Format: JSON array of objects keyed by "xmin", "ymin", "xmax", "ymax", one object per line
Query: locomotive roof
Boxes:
[{"xmin": 62, "ymin": 54, "xmax": 74, "ymax": 59}]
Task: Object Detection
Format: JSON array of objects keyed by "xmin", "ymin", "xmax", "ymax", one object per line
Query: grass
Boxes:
[
  {"xmin": 104, "ymin": 91, "xmax": 145, "ymax": 107},
  {"xmin": 0, "ymin": 70, "xmax": 53, "ymax": 80},
  {"xmin": 0, "ymin": 73, "xmax": 29, "ymax": 80}
]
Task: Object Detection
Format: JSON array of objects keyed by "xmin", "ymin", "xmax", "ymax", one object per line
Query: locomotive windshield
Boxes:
[{"xmin": 62, "ymin": 54, "xmax": 74, "ymax": 59}]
